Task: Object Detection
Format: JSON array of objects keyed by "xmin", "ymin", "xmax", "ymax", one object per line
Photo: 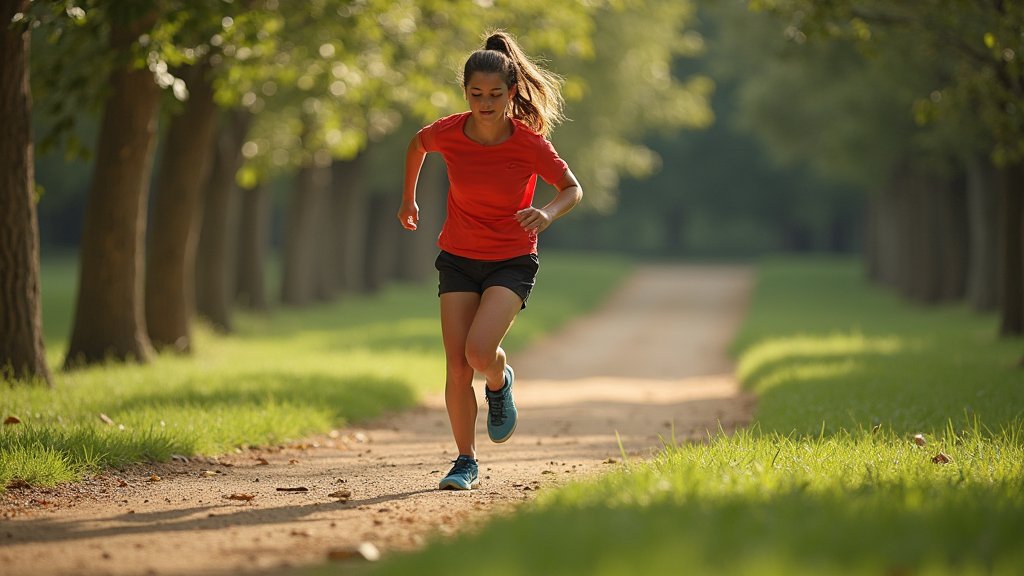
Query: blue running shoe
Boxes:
[
  {"xmin": 438, "ymin": 455, "xmax": 479, "ymax": 490},
  {"xmin": 486, "ymin": 364, "xmax": 518, "ymax": 443}
]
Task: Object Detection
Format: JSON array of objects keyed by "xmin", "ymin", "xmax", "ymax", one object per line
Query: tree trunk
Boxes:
[
  {"xmin": 196, "ymin": 110, "xmax": 250, "ymax": 332},
  {"xmin": 965, "ymin": 155, "xmax": 1000, "ymax": 312},
  {"xmin": 864, "ymin": 189, "xmax": 882, "ymax": 283},
  {"xmin": 281, "ymin": 163, "xmax": 330, "ymax": 306},
  {"xmin": 998, "ymin": 162, "xmax": 1023, "ymax": 336},
  {"xmin": 395, "ymin": 153, "xmax": 446, "ymax": 283},
  {"xmin": 235, "ymin": 184, "xmax": 269, "ymax": 310},
  {"xmin": 0, "ymin": 0, "xmax": 51, "ymax": 385},
  {"xmin": 364, "ymin": 195, "xmax": 400, "ymax": 294},
  {"xmin": 936, "ymin": 173, "xmax": 968, "ymax": 301},
  {"xmin": 65, "ymin": 15, "xmax": 160, "ymax": 368},
  {"xmin": 314, "ymin": 165, "xmax": 339, "ymax": 302},
  {"xmin": 145, "ymin": 63, "xmax": 219, "ymax": 352},
  {"xmin": 332, "ymin": 154, "xmax": 369, "ymax": 294}
]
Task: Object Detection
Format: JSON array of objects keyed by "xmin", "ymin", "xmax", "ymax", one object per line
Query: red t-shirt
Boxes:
[{"xmin": 417, "ymin": 112, "xmax": 568, "ymax": 261}]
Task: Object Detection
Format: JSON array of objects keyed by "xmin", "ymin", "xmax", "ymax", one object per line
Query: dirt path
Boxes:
[{"xmin": 1, "ymin": 265, "xmax": 754, "ymax": 576}]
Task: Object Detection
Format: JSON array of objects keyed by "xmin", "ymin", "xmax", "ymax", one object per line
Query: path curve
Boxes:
[{"xmin": 1, "ymin": 264, "xmax": 754, "ymax": 575}]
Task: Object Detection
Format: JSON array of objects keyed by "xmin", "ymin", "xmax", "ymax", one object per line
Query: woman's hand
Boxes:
[
  {"xmin": 397, "ymin": 200, "xmax": 419, "ymax": 230},
  {"xmin": 515, "ymin": 206, "xmax": 553, "ymax": 233}
]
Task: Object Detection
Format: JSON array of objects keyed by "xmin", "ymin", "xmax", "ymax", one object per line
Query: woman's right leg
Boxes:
[{"xmin": 440, "ymin": 291, "xmax": 482, "ymax": 458}]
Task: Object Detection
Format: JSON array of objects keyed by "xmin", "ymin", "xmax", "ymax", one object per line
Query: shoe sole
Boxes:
[{"xmin": 438, "ymin": 478, "xmax": 480, "ymax": 490}]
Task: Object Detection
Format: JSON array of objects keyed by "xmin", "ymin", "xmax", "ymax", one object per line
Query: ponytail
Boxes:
[{"xmin": 462, "ymin": 31, "xmax": 565, "ymax": 137}]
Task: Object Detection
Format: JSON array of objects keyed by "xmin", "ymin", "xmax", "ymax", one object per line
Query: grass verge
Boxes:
[
  {"xmin": 353, "ymin": 256, "xmax": 1024, "ymax": 576},
  {"xmin": 1, "ymin": 252, "xmax": 630, "ymax": 491}
]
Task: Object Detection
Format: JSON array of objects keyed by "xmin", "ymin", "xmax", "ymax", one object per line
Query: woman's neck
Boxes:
[{"xmin": 464, "ymin": 114, "xmax": 514, "ymax": 146}]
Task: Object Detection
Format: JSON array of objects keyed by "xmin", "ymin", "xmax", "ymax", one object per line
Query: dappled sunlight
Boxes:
[{"xmin": 738, "ymin": 333, "xmax": 908, "ymax": 393}]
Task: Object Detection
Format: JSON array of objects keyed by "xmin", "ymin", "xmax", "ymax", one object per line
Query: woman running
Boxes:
[{"xmin": 398, "ymin": 31, "xmax": 583, "ymax": 490}]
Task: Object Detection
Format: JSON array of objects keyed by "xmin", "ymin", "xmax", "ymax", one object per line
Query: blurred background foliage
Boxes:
[{"xmin": 8, "ymin": 0, "xmax": 1022, "ymax": 372}]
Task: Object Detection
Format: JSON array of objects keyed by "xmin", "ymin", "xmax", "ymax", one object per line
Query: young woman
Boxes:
[{"xmin": 397, "ymin": 31, "xmax": 583, "ymax": 490}]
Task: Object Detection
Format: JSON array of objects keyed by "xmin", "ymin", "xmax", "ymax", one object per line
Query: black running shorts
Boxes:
[{"xmin": 434, "ymin": 250, "xmax": 540, "ymax": 309}]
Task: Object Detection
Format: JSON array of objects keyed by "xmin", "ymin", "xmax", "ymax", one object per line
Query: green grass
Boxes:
[
  {"xmin": 1, "ymin": 251, "xmax": 631, "ymax": 491},
  {"xmin": 352, "ymin": 256, "xmax": 1024, "ymax": 576}
]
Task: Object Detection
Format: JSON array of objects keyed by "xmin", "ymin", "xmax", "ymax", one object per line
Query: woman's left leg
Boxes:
[{"xmin": 464, "ymin": 286, "xmax": 523, "ymax": 391}]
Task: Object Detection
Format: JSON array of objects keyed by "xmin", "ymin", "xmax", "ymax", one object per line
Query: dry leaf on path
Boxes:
[
  {"xmin": 224, "ymin": 493, "xmax": 255, "ymax": 501},
  {"xmin": 147, "ymin": 475, "xmax": 162, "ymax": 482},
  {"xmin": 327, "ymin": 542, "xmax": 380, "ymax": 562},
  {"xmin": 255, "ymin": 457, "xmax": 270, "ymax": 465},
  {"xmin": 931, "ymin": 452, "xmax": 951, "ymax": 464},
  {"xmin": 202, "ymin": 470, "xmax": 218, "ymax": 477}
]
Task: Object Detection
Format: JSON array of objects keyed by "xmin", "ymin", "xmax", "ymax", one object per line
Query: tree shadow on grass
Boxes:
[{"xmin": 376, "ymin": 481, "xmax": 1024, "ymax": 575}]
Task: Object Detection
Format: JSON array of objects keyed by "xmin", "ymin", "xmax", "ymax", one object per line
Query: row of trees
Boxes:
[
  {"xmin": 1, "ymin": 0, "xmax": 712, "ymax": 385},
  {"xmin": 713, "ymin": 3, "xmax": 1022, "ymax": 341}
]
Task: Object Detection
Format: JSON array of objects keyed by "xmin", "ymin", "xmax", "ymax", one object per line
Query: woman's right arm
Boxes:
[{"xmin": 397, "ymin": 135, "xmax": 427, "ymax": 230}]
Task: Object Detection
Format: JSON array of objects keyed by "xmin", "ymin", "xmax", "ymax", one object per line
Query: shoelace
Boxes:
[
  {"xmin": 487, "ymin": 392, "xmax": 505, "ymax": 425},
  {"xmin": 449, "ymin": 457, "xmax": 475, "ymax": 476}
]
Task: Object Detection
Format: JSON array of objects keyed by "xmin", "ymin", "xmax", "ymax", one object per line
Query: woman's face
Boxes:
[{"xmin": 464, "ymin": 71, "xmax": 517, "ymax": 126}]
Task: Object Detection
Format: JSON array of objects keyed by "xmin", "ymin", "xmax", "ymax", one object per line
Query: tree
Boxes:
[
  {"xmin": 0, "ymin": 0, "xmax": 51, "ymax": 386},
  {"xmin": 146, "ymin": 61, "xmax": 219, "ymax": 352},
  {"xmin": 748, "ymin": 1, "xmax": 1024, "ymax": 334},
  {"xmin": 64, "ymin": 6, "xmax": 161, "ymax": 367}
]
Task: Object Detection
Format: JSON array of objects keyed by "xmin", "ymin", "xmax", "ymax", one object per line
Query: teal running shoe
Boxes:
[
  {"xmin": 438, "ymin": 455, "xmax": 479, "ymax": 490},
  {"xmin": 486, "ymin": 364, "xmax": 518, "ymax": 443}
]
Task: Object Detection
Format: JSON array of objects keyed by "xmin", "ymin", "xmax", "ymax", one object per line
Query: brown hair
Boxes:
[{"xmin": 462, "ymin": 31, "xmax": 565, "ymax": 137}]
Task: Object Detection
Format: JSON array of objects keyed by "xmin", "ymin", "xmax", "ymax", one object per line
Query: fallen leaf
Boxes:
[
  {"xmin": 328, "ymin": 489, "xmax": 352, "ymax": 499},
  {"xmin": 913, "ymin": 434, "xmax": 926, "ymax": 447},
  {"xmin": 117, "ymin": 479, "xmax": 129, "ymax": 488},
  {"xmin": 224, "ymin": 493, "xmax": 255, "ymax": 501},
  {"xmin": 202, "ymin": 470, "xmax": 218, "ymax": 477},
  {"xmin": 276, "ymin": 487, "xmax": 309, "ymax": 492},
  {"xmin": 171, "ymin": 454, "xmax": 189, "ymax": 463},
  {"xmin": 255, "ymin": 457, "xmax": 269, "ymax": 466},
  {"xmin": 3, "ymin": 416, "xmax": 21, "ymax": 425},
  {"xmin": 931, "ymin": 452, "xmax": 951, "ymax": 464},
  {"xmin": 288, "ymin": 459, "xmax": 300, "ymax": 465},
  {"xmin": 327, "ymin": 542, "xmax": 380, "ymax": 562},
  {"xmin": 147, "ymin": 475, "xmax": 161, "ymax": 482},
  {"xmin": 99, "ymin": 413, "xmax": 115, "ymax": 425}
]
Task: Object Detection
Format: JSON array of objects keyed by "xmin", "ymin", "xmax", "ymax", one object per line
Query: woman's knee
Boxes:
[
  {"xmin": 445, "ymin": 356, "xmax": 474, "ymax": 382},
  {"xmin": 464, "ymin": 341, "xmax": 498, "ymax": 373}
]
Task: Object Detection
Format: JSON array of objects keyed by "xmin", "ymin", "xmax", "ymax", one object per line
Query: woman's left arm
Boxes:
[{"xmin": 516, "ymin": 169, "xmax": 583, "ymax": 233}]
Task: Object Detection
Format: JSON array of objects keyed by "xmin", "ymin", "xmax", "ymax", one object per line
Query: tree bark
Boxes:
[
  {"xmin": 965, "ymin": 155, "xmax": 1000, "ymax": 312},
  {"xmin": 65, "ymin": 14, "xmax": 160, "ymax": 368},
  {"xmin": 281, "ymin": 163, "xmax": 330, "ymax": 306},
  {"xmin": 196, "ymin": 110, "xmax": 250, "ymax": 332},
  {"xmin": 998, "ymin": 162, "xmax": 1023, "ymax": 336},
  {"xmin": 332, "ymin": 154, "xmax": 369, "ymax": 294},
  {"xmin": 0, "ymin": 0, "xmax": 51, "ymax": 385},
  {"xmin": 145, "ymin": 63, "xmax": 219, "ymax": 352},
  {"xmin": 235, "ymin": 184, "xmax": 269, "ymax": 310}
]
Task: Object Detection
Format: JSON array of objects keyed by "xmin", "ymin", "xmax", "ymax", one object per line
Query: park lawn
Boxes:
[
  {"xmin": 355, "ymin": 257, "xmax": 1024, "ymax": 576},
  {"xmin": 0, "ymin": 252, "xmax": 631, "ymax": 491}
]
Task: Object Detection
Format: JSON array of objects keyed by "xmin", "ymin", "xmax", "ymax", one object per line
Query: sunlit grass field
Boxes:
[
  {"xmin": 352, "ymin": 257, "xmax": 1024, "ymax": 576},
  {"xmin": 0, "ymin": 252, "xmax": 631, "ymax": 491}
]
